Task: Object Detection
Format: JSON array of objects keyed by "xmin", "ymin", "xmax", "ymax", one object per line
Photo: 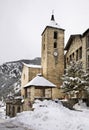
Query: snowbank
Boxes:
[
  {"xmin": 10, "ymin": 100, "xmax": 89, "ymax": 130},
  {"xmin": 73, "ymin": 100, "xmax": 89, "ymax": 111},
  {"xmin": 0, "ymin": 106, "xmax": 6, "ymax": 120}
]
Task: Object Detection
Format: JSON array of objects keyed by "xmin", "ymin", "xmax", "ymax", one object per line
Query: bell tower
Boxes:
[{"xmin": 41, "ymin": 13, "xmax": 65, "ymax": 98}]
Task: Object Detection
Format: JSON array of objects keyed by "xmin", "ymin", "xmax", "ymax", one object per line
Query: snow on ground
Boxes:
[
  {"xmin": 9, "ymin": 100, "xmax": 89, "ymax": 130},
  {"xmin": 73, "ymin": 99, "xmax": 88, "ymax": 111},
  {"xmin": 0, "ymin": 105, "xmax": 7, "ymax": 123},
  {"xmin": 0, "ymin": 106, "xmax": 6, "ymax": 119}
]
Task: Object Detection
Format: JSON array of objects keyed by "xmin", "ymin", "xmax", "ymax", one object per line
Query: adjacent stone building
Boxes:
[
  {"xmin": 21, "ymin": 63, "xmax": 42, "ymax": 98},
  {"xmin": 65, "ymin": 29, "xmax": 89, "ymax": 71},
  {"xmin": 64, "ymin": 29, "xmax": 89, "ymax": 100}
]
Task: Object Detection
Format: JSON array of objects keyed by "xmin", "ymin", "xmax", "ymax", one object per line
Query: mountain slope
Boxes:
[{"xmin": 0, "ymin": 57, "xmax": 41, "ymax": 100}]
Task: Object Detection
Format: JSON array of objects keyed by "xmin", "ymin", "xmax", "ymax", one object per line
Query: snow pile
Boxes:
[
  {"xmin": 0, "ymin": 100, "xmax": 5, "ymax": 107},
  {"xmin": 0, "ymin": 106, "xmax": 6, "ymax": 120},
  {"xmin": 10, "ymin": 100, "xmax": 89, "ymax": 130},
  {"xmin": 73, "ymin": 100, "xmax": 89, "ymax": 111}
]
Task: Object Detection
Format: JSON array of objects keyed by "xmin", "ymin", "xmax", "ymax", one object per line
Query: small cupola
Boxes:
[
  {"xmin": 51, "ymin": 11, "xmax": 55, "ymax": 21},
  {"xmin": 48, "ymin": 11, "xmax": 60, "ymax": 29},
  {"xmin": 41, "ymin": 11, "xmax": 64, "ymax": 35}
]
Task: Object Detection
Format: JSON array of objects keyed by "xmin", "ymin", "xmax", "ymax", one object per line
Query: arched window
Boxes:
[{"xmin": 54, "ymin": 42, "xmax": 57, "ymax": 48}]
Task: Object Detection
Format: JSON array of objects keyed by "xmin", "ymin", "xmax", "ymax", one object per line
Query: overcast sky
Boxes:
[{"xmin": 0, "ymin": 0, "xmax": 89, "ymax": 65}]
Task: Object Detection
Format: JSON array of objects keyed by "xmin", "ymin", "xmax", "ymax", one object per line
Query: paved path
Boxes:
[{"xmin": 0, "ymin": 121, "xmax": 33, "ymax": 130}]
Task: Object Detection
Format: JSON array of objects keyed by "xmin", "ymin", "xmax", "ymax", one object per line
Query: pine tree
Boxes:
[{"xmin": 61, "ymin": 61, "xmax": 89, "ymax": 99}]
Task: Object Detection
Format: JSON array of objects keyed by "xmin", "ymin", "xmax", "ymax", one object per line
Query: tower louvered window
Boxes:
[
  {"xmin": 54, "ymin": 31, "xmax": 58, "ymax": 39},
  {"xmin": 54, "ymin": 42, "xmax": 57, "ymax": 48}
]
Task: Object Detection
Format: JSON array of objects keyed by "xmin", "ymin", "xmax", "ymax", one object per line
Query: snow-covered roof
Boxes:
[
  {"xmin": 48, "ymin": 19, "xmax": 60, "ymax": 29},
  {"xmin": 23, "ymin": 62, "xmax": 42, "ymax": 68},
  {"xmin": 24, "ymin": 74, "xmax": 56, "ymax": 88},
  {"xmin": 42, "ymin": 14, "xmax": 64, "ymax": 35}
]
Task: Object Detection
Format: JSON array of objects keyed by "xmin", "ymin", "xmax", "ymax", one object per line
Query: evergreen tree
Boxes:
[{"xmin": 61, "ymin": 61, "xmax": 89, "ymax": 99}]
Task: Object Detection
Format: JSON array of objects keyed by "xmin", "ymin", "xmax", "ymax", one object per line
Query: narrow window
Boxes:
[
  {"xmin": 72, "ymin": 53, "xmax": 74, "ymax": 60},
  {"xmin": 73, "ymin": 53, "xmax": 74, "ymax": 58},
  {"xmin": 87, "ymin": 36, "xmax": 89, "ymax": 48},
  {"xmin": 76, "ymin": 50, "xmax": 78, "ymax": 61},
  {"xmin": 54, "ymin": 42, "xmax": 57, "ymax": 48},
  {"xmin": 43, "ymin": 44, "xmax": 45, "ymax": 50},
  {"xmin": 88, "ymin": 55, "xmax": 89, "ymax": 67},
  {"xmin": 54, "ymin": 31, "xmax": 58, "ymax": 39},
  {"xmin": 25, "ymin": 88, "xmax": 27, "ymax": 98},
  {"xmin": 79, "ymin": 47, "xmax": 82, "ymax": 59},
  {"xmin": 70, "ymin": 55, "xmax": 72, "ymax": 61},
  {"xmin": 44, "ymin": 34, "xmax": 45, "ymax": 42},
  {"xmin": 67, "ymin": 58, "xmax": 69, "ymax": 64}
]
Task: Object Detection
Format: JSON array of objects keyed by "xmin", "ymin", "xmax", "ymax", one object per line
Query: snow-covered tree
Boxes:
[{"xmin": 61, "ymin": 61, "xmax": 89, "ymax": 99}]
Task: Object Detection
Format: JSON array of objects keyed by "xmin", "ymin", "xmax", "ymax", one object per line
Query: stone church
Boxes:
[
  {"xmin": 21, "ymin": 13, "xmax": 89, "ymax": 107},
  {"xmin": 21, "ymin": 13, "xmax": 65, "ymax": 110}
]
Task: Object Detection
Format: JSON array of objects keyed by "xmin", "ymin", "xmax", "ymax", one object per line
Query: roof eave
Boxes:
[
  {"xmin": 82, "ymin": 28, "xmax": 89, "ymax": 36},
  {"xmin": 41, "ymin": 26, "xmax": 65, "ymax": 35},
  {"xmin": 24, "ymin": 85, "xmax": 56, "ymax": 88},
  {"xmin": 65, "ymin": 34, "xmax": 81, "ymax": 50}
]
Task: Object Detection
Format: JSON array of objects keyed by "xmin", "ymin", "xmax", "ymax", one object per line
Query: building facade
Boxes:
[
  {"xmin": 65, "ymin": 29, "xmax": 89, "ymax": 71},
  {"xmin": 64, "ymin": 29, "xmax": 89, "ymax": 100},
  {"xmin": 21, "ymin": 63, "xmax": 42, "ymax": 98}
]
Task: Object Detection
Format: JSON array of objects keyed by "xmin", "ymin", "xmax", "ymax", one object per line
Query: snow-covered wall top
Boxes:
[{"xmin": 23, "ymin": 62, "xmax": 42, "ymax": 68}]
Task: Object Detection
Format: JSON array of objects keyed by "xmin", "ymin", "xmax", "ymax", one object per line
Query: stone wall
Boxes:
[{"xmin": 21, "ymin": 65, "xmax": 42, "ymax": 97}]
